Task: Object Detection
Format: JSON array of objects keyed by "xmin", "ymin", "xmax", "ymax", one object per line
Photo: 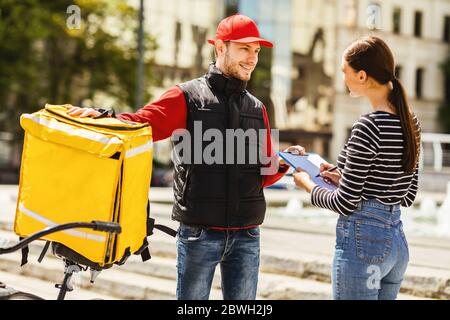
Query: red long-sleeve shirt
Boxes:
[{"xmin": 118, "ymin": 86, "xmax": 288, "ymax": 189}]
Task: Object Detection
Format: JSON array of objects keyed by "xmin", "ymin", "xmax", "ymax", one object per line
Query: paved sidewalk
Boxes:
[
  {"xmin": 148, "ymin": 201, "xmax": 450, "ymax": 299},
  {"xmin": 1, "ymin": 185, "xmax": 449, "ymax": 299}
]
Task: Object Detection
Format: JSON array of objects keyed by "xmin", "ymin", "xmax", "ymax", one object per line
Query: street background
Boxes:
[{"xmin": 1, "ymin": 0, "xmax": 450, "ymax": 299}]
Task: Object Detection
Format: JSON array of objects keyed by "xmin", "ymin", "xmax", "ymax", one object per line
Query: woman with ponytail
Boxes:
[{"xmin": 293, "ymin": 36, "xmax": 420, "ymax": 300}]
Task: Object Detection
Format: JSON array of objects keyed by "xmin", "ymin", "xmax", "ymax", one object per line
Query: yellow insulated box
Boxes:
[{"xmin": 14, "ymin": 104, "xmax": 153, "ymax": 268}]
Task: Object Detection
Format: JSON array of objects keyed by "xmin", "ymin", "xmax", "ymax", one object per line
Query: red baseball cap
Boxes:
[{"xmin": 208, "ymin": 14, "xmax": 273, "ymax": 48}]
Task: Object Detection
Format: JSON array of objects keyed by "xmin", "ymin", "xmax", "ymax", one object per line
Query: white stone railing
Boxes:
[{"xmin": 420, "ymin": 133, "xmax": 450, "ymax": 172}]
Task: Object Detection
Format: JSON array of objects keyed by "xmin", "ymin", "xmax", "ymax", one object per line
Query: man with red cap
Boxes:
[{"xmin": 67, "ymin": 14, "xmax": 304, "ymax": 300}]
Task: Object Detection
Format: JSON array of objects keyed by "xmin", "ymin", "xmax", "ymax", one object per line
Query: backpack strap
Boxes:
[
  {"xmin": 37, "ymin": 241, "xmax": 51, "ymax": 263},
  {"xmin": 115, "ymin": 247, "xmax": 131, "ymax": 265},
  {"xmin": 134, "ymin": 238, "xmax": 151, "ymax": 262},
  {"xmin": 139, "ymin": 240, "xmax": 151, "ymax": 262},
  {"xmin": 139, "ymin": 218, "xmax": 177, "ymax": 263},
  {"xmin": 19, "ymin": 237, "xmax": 28, "ymax": 267},
  {"xmin": 154, "ymin": 224, "xmax": 177, "ymax": 237},
  {"xmin": 146, "ymin": 202, "xmax": 177, "ymax": 237},
  {"xmin": 20, "ymin": 239, "xmax": 52, "ymax": 266},
  {"xmin": 136, "ymin": 201, "xmax": 177, "ymax": 263}
]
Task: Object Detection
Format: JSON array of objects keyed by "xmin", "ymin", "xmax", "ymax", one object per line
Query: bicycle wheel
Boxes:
[{"xmin": 5, "ymin": 292, "xmax": 44, "ymax": 300}]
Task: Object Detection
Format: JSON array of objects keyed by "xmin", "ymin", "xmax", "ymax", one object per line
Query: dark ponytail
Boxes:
[
  {"xmin": 344, "ymin": 36, "xmax": 420, "ymax": 173},
  {"xmin": 389, "ymin": 78, "xmax": 420, "ymax": 173}
]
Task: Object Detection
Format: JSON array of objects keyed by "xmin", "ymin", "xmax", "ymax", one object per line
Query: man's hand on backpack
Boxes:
[{"xmin": 66, "ymin": 106, "xmax": 102, "ymax": 118}]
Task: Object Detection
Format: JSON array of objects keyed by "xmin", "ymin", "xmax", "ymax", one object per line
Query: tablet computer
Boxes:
[{"xmin": 278, "ymin": 152, "xmax": 338, "ymax": 191}]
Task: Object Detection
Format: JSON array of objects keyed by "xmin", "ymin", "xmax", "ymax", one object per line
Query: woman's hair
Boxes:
[{"xmin": 344, "ymin": 36, "xmax": 420, "ymax": 173}]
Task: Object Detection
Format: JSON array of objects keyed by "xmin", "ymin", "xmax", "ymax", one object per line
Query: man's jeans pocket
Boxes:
[
  {"xmin": 245, "ymin": 227, "xmax": 260, "ymax": 239},
  {"xmin": 355, "ymin": 219, "xmax": 393, "ymax": 264},
  {"xmin": 178, "ymin": 224, "xmax": 204, "ymax": 242}
]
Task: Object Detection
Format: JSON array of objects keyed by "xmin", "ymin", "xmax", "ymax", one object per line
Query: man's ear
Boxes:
[{"xmin": 215, "ymin": 40, "xmax": 225, "ymax": 57}]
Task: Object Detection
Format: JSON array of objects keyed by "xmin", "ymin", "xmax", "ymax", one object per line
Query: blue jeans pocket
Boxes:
[
  {"xmin": 245, "ymin": 227, "xmax": 260, "ymax": 239},
  {"xmin": 178, "ymin": 224, "xmax": 204, "ymax": 242},
  {"xmin": 335, "ymin": 220, "xmax": 349, "ymax": 250},
  {"xmin": 355, "ymin": 219, "xmax": 393, "ymax": 264}
]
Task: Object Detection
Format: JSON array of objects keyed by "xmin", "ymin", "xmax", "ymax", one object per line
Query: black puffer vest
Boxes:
[{"xmin": 171, "ymin": 64, "xmax": 267, "ymax": 228}]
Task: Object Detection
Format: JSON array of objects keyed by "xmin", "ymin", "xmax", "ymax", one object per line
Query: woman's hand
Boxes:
[
  {"xmin": 279, "ymin": 145, "xmax": 306, "ymax": 166},
  {"xmin": 293, "ymin": 169, "xmax": 316, "ymax": 193},
  {"xmin": 319, "ymin": 163, "xmax": 341, "ymax": 187},
  {"xmin": 66, "ymin": 106, "xmax": 101, "ymax": 118}
]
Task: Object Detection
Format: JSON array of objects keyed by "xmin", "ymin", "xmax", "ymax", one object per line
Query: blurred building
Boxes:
[
  {"xmin": 137, "ymin": 0, "xmax": 331, "ymax": 159},
  {"xmin": 238, "ymin": 0, "xmax": 334, "ymax": 158},
  {"xmin": 130, "ymin": 0, "xmax": 224, "ymax": 164},
  {"xmin": 329, "ymin": 0, "xmax": 450, "ymax": 159},
  {"xmin": 131, "ymin": 0, "xmax": 450, "ymax": 164},
  {"xmin": 238, "ymin": 0, "xmax": 450, "ymax": 160},
  {"xmin": 142, "ymin": 0, "xmax": 223, "ymax": 91}
]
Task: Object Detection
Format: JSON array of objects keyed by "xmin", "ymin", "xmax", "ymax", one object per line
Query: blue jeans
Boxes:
[
  {"xmin": 176, "ymin": 223, "xmax": 260, "ymax": 300},
  {"xmin": 332, "ymin": 199, "xmax": 409, "ymax": 300}
]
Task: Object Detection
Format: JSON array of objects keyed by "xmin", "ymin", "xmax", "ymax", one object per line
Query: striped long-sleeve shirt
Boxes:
[{"xmin": 311, "ymin": 111, "xmax": 420, "ymax": 216}]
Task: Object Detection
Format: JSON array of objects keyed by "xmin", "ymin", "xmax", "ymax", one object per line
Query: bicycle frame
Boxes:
[{"xmin": 0, "ymin": 220, "xmax": 121, "ymax": 300}]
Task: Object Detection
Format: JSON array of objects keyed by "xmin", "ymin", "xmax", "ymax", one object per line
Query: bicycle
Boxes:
[{"xmin": 0, "ymin": 220, "xmax": 121, "ymax": 300}]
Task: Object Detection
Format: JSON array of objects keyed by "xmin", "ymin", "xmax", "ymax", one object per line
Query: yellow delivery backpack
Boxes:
[{"xmin": 14, "ymin": 104, "xmax": 174, "ymax": 269}]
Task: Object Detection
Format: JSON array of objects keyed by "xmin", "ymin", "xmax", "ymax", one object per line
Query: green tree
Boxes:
[
  {"xmin": 0, "ymin": 0, "xmax": 157, "ymax": 138},
  {"xmin": 439, "ymin": 55, "xmax": 450, "ymax": 133}
]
